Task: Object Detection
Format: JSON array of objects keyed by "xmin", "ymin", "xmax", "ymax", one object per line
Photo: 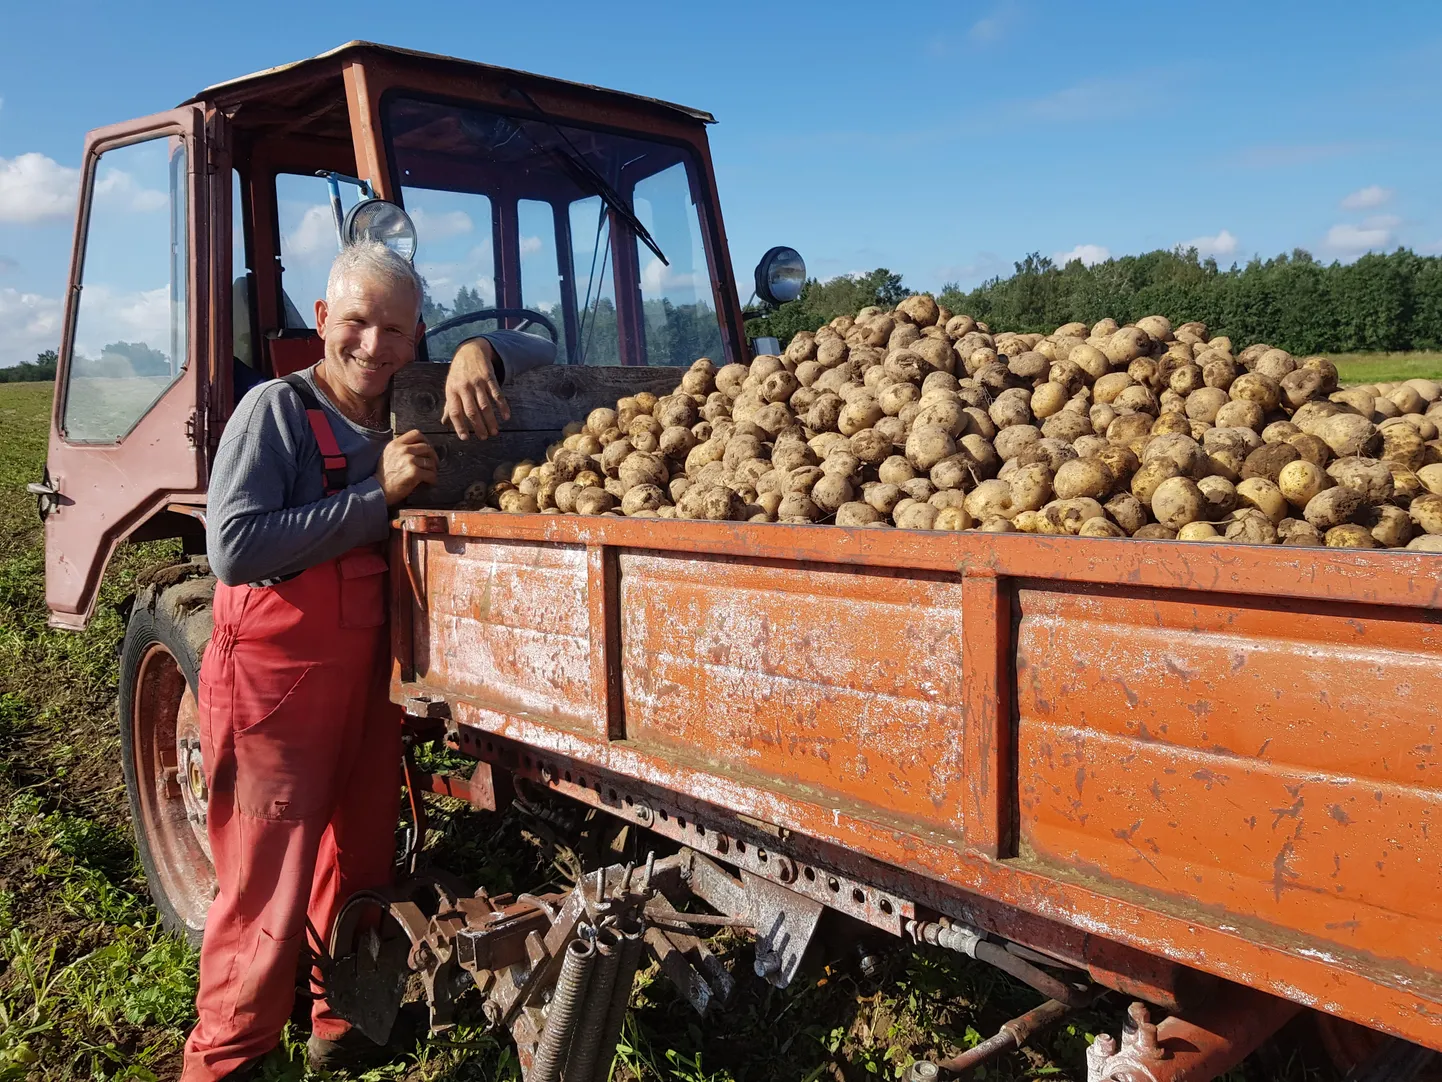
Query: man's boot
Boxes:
[{"xmin": 306, "ymin": 1028, "xmax": 391, "ymax": 1072}]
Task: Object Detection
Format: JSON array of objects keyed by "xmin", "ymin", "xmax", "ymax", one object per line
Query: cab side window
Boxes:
[
  {"xmin": 62, "ymin": 136, "xmax": 188, "ymax": 443},
  {"xmin": 275, "ymin": 172, "xmax": 358, "ymax": 327}
]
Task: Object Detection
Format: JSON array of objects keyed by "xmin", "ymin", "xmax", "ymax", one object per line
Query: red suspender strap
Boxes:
[{"xmin": 280, "ymin": 373, "xmax": 349, "ymax": 496}]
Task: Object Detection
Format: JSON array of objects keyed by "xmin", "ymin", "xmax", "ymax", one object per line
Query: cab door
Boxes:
[{"xmin": 40, "ymin": 106, "xmax": 212, "ymax": 629}]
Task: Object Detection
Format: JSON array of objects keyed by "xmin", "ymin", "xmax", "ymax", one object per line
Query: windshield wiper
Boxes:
[{"xmin": 505, "ymin": 86, "xmax": 669, "ymax": 267}]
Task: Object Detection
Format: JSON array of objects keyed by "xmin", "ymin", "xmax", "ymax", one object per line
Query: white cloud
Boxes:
[
  {"xmin": 94, "ymin": 168, "xmax": 167, "ymax": 213},
  {"xmin": 0, "ymin": 155, "xmax": 167, "ymax": 226},
  {"xmin": 284, "ymin": 205, "xmax": 338, "ymax": 261},
  {"xmin": 1181, "ymin": 229, "xmax": 1238, "ymax": 259},
  {"xmin": 1325, "ymin": 215, "xmax": 1400, "ymax": 254},
  {"xmin": 640, "ymin": 256, "xmax": 699, "ymax": 296},
  {"xmin": 1018, "ymin": 74, "xmax": 1160, "ymax": 123},
  {"xmin": 0, "ymin": 288, "xmax": 64, "ymax": 366},
  {"xmin": 1340, "ymin": 185, "xmax": 1392, "ymax": 211},
  {"xmin": 1229, "ymin": 142, "xmax": 1370, "ymax": 170},
  {"xmin": 71, "ymin": 285, "xmax": 170, "ymax": 359},
  {"xmin": 410, "ymin": 207, "xmax": 472, "ymax": 242},
  {"xmin": 0, "ymin": 283, "xmax": 178, "ymax": 368},
  {"xmin": 968, "ymin": 0, "xmax": 1018, "ymax": 44},
  {"xmin": 0, "ymin": 153, "xmax": 80, "ymax": 224},
  {"xmin": 417, "ymin": 240, "xmax": 497, "ymax": 309},
  {"xmin": 519, "ymin": 234, "xmax": 544, "ymax": 258},
  {"xmin": 1053, "ymin": 244, "xmax": 1110, "ymax": 267}
]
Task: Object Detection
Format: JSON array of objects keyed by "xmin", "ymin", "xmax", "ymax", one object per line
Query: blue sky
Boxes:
[{"xmin": 2, "ymin": 0, "xmax": 1441, "ymax": 366}]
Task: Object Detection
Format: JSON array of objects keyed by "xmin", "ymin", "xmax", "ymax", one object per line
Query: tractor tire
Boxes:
[{"xmin": 117, "ymin": 562, "xmax": 217, "ymax": 945}]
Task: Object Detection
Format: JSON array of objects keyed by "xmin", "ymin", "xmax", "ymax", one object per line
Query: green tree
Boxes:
[
  {"xmin": 935, "ymin": 245, "xmax": 1442, "ymax": 355},
  {"xmin": 0, "ymin": 350, "xmax": 58, "ymax": 383},
  {"xmin": 745, "ymin": 268, "xmax": 908, "ymax": 344}
]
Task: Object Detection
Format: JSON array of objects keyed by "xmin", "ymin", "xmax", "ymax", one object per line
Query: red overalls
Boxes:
[{"xmin": 182, "ymin": 385, "xmax": 402, "ymax": 1081}]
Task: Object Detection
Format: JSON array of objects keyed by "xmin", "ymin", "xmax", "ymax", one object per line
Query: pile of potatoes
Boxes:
[{"xmin": 473, "ymin": 295, "xmax": 1442, "ymax": 551}]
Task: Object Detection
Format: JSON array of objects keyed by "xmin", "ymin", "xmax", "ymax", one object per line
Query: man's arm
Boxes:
[
  {"xmin": 475, "ymin": 329, "xmax": 555, "ymax": 383},
  {"xmin": 442, "ymin": 331, "xmax": 558, "ymax": 440},
  {"xmin": 206, "ymin": 386, "xmax": 390, "ymax": 586}
]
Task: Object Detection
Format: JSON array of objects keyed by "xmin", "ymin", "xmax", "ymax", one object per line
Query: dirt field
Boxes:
[{"xmin": 0, "ymin": 381, "xmax": 1337, "ymax": 1082}]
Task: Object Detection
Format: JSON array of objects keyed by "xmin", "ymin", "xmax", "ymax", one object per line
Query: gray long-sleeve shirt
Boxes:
[{"xmin": 206, "ymin": 332, "xmax": 553, "ymax": 586}]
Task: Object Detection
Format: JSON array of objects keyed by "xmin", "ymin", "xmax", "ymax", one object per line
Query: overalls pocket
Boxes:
[{"xmin": 337, "ymin": 548, "xmax": 389, "ymax": 629}]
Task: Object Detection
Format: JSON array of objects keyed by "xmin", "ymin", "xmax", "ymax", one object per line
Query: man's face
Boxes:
[{"xmin": 315, "ymin": 273, "xmax": 422, "ymax": 400}]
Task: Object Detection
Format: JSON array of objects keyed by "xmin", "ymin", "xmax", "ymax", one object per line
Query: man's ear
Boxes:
[{"xmin": 315, "ymin": 299, "xmax": 330, "ymax": 336}]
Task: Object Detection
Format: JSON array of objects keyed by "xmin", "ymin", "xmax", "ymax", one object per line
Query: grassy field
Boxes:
[
  {"xmin": 0, "ymin": 382, "xmax": 1335, "ymax": 1082},
  {"xmin": 1330, "ymin": 350, "xmax": 1442, "ymax": 385}
]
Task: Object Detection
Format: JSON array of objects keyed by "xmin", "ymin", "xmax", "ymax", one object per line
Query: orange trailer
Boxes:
[
  {"xmin": 35, "ymin": 40, "xmax": 1440, "ymax": 1080},
  {"xmin": 382, "ymin": 500, "xmax": 1442, "ymax": 1075}
]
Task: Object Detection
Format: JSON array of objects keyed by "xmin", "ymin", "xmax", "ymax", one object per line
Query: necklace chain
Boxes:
[{"xmin": 313, "ymin": 365, "xmax": 388, "ymax": 429}]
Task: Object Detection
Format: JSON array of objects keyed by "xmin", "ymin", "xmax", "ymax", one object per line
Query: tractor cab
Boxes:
[{"xmin": 39, "ymin": 42, "xmax": 798, "ymax": 628}]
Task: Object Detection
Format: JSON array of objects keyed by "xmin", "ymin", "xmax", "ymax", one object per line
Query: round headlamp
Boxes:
[
  {"xmin": 754, "ymin": 246, "xmax": 806, "ymax": 306},
  {"xmin": 342, "ymin": 199, "xmax": 418, "ymax": 261}
]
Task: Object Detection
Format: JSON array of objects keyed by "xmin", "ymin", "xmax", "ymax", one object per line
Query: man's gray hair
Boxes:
[{"xmin": 326, "ymin": 239, "xmax": 423, "ymax": 319}]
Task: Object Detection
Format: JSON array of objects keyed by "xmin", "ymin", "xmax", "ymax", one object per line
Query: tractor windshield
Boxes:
[{"xmin": 385, "ymin": 96, "xmax": 726, "ymax": 367}]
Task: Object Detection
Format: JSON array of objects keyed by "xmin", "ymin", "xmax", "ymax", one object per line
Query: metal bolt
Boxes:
[
  {"xmin": 754, "ymin": 948, "xmax": 782, "ymax": 978},
  {"xmin": 901, "ymin": 1062, "xmax": 939, "ymax": 1082},
  {"xmin": 857, "ymin": 947, "xmax": 882, "ymax": 980},
  {"xmin": 1124, "ymin": 1002, "xmax": 1165, "ymax": 1061}
]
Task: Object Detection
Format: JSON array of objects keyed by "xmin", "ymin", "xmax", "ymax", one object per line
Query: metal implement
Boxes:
[
  {"xmin": 325, "ymin": 857, "xmax": 725, "ymax": 1081},
  {"xmin": 528, "ymin": 934, "xmax": 595, "ymax": 1082},
  {"xmin": 1086, "ymin": 992, "xmax": 1302, "ymax": 1082},
  {"xmin": 563, "ymin": 926, "xmax": 622, "ymax": 1082},
  {"xmin": 935, "ymin": 999, "xmax": 1073, "ymax": 1076}
]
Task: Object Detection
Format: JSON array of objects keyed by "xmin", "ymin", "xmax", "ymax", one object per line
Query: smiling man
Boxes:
[{"xmin": 182, "ymin": 240, "xmax": 552, "ymax": 1082}]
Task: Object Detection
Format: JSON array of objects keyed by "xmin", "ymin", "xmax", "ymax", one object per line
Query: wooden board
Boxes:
[
  {"xmin": 391, "ymin": 362, "xmax": 683, "ymax": 435},
  {"xmin": 392, "ymin": 363, "xmax": 685, "ymax": 507},
  {"xmin": 406, "ymin": 431, "xmax": 556, "ymax": 509}
]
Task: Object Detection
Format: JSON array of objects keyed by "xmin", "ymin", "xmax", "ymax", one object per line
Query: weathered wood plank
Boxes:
[
  {"xmin": 391, "ymin": 363, "xmax": 684, "ymax": 435},
  {"xmin": 404, "ymin": 430, "xmax": 555, "ymax": 509}
]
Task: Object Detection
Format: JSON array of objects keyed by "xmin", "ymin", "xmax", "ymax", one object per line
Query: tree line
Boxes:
[
  {"xmin": 0, "ymin": 351, "xmax": 58, "ymax": 383},
  {"xmin": 745, "ymin": 247, "xmax": 1442, "ymax": 355},
  {"xmin": 8, "ymin": 247, "xmax": 1439, "ymax": 380}
]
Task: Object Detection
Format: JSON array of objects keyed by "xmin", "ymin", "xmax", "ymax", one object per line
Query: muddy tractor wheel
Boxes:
[{"xmin": 117, "ymin": 566, "xmax": 218, "ymax": 945}]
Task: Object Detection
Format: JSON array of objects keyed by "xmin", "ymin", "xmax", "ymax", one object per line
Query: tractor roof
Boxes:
[{"xmin": 182, "ymin": 40, "xmax": 715, "ymax": 124}]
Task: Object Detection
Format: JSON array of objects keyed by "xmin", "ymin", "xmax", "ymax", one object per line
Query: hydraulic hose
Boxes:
[{"xmin": 972, "ymin": 940, "xmax": 1092, "ymax": 1008}]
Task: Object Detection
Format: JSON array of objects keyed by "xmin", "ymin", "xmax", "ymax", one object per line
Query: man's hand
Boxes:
[
  {"xmin": 376, "ymin": 430, "xmax": 438, "ymax": 506},
  {"xmin": 444, "ymin": 337, "xmax": 511, "ymax": 440}
]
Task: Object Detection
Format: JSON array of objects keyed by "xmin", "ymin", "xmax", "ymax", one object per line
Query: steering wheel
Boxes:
[{"xmin": 425, "ymin": 307, "xmax": 559, "ymax": 344}]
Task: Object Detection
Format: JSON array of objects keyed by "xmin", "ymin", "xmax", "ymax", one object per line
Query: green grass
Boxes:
[
  {"xmin": 1330, "ymin": 350, "xmax": 1442, "ymax": 385},
  {"xmin": 0, "ymin": 382, "xmax": 1334, "ymax": 1082}
]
